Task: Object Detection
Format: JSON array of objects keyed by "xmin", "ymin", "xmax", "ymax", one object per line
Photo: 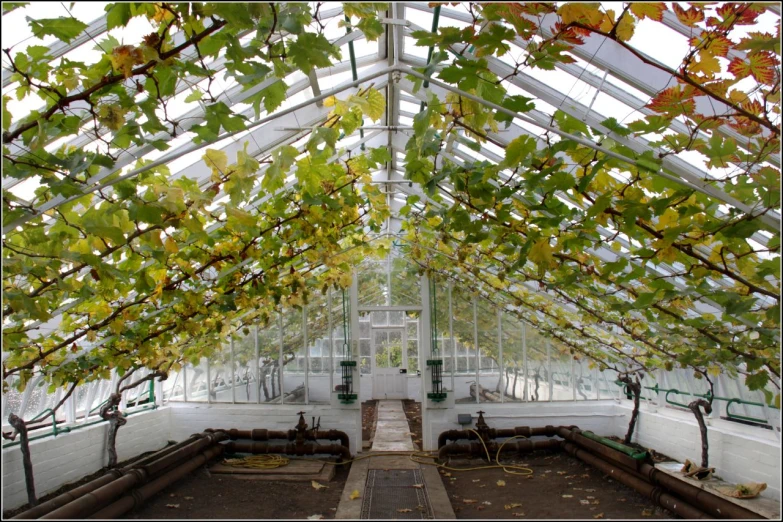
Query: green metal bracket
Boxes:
[{"xmin": 725, "ymin": 398, "xmax": 769, "ymax": 424}]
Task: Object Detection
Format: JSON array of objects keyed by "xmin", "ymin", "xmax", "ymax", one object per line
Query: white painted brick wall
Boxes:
[
  {"xmin": 167, "ymin": 402, "xmax": 362, "ymax": 455},
  {"xmin": 2, "ymin": 408, "xmax": 171, "ymax": 511},
  {"xmin": 618, "ymin": 401, "xmax": 780, "ymax": 499}
]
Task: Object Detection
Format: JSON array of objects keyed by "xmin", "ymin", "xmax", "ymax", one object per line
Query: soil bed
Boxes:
[
  {"xmin": 439, "ymin": 451, "xmax": 675, "ymax": 519},
  {"xmin": 126, "ymin": 458, "xmax": 351, "ymax": 519},
  {"xmin": 402, "ymin": 399, "xmax": 423, "ymax": 449},
  {"xmin": 362, "ymin": 399, "xmax": 377, "ymax": 442}
]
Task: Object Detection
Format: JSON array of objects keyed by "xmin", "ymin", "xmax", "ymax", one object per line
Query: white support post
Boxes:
[
  {"xmin": 547, "ymin": 339, "xmax": 553, "ymax": 402},
  {"xmin": 449, "ymin": 281, "xmax": 455, "ymax": 393},
  {"xmin": 255, "ymin": 325, "xmax": 260, "ymax": 404},
  {"xmin": 571, "ymin": 355, "xmax": 576, "ymax": 402},
  {"xmin": 65, "ymin": 391, "xmax": 76, "ymax": 424},
  {"xmin": 279, "ymin": 312, "xmax": 285, "ymax": 404},
  {"xmin": 420, "ymin": 272, "xmax": 431, "ymax": 448},
  {"xmin": 230, "ymin": 336, "xmax": 236, "ymax": 404},
  {"xmin": 304, "ymin": 305, "xmax": 309, "ymax": 405},
  {"xmin": 350, "ymin": 271, "xmax": 360, "ymax": 399},
  {"xmin": 182, "ymin": 365, "xmax": 188, "ymax": 402},
  {"xmin": 328, "ymin": 289, "xmax": 334, "ymax": 394},
  {"xmin": 522, "ymin": 322, "xmax": 528, "ymax": 402},
  {"xmin": 155, "ymin": 380, "xmax": 163, "ymax": 407},
  {"xmin": 498, "ymin": 309, "xmax": 504, "ymax": 403},
  {"xmin": 205, "ymin": 358, "xmax": 212, "ymax": 404},
  {"xmin": 473, "ymin": 298, "xmax": 479, "ymax": 405}
]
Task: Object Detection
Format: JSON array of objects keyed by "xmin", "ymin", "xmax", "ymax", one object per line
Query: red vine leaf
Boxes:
[
  {"xmin": 728, "ymin": 53, "xmax": 779, "ymax": 85},
  {"xmin": 672, "ymin": 4, "xmax": 704, "ymax": 27}
]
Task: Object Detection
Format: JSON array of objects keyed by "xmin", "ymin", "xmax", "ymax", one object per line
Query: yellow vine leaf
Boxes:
[
  {"xmin": 203, "ymin": 149, "xmax": 229, "ymax": 180},
  {"xmin": 689, "ymin": 49, "xmax": 721, "ymax": 78},
  {"xmin": 109, "ymin": 45, "xmax": 144, "ymax": 79},
  {"xmin": 366, "ymin": 88, "xmax": 385, "ymax": 122},
  {"xmin": 529, "ymin": 239, "xmax": 556, "ymax": 270},
  {"xmin": 164, "ymin": 236, "xmax": 179, "ymax": 254},
  {"xmin": 630, "ymin": 3, "xmax": 667, "ymax": 22},
  {"xmin": 615, "ymin": 13, "xmax": 635, "ymax": 42},
  {"xmin": 558, "ymin": 3, "xmax": 603, "ymax": 27}
]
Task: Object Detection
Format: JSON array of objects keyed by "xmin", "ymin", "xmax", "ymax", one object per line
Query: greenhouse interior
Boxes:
[{"xmin": 1, "ymin": 1, "xmax": 781, "ymax": 520}]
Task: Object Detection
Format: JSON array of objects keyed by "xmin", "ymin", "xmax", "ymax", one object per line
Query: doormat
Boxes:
[{"xmin": 360, "ymin": 469, "xmax": 434, "ymax": 519}]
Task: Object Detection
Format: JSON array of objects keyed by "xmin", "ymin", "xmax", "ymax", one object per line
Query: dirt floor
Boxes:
[
  {"xmin": 402, "ymin": 399, "xmax": 423, "ymax": 449},
  {"xmin": 439, "ymin": 451, "xmax": 675, "ymax": 519},
  {"xmin": 362, "ymin": 399, "xmax": 377, "ymax": 442},
  {"xmin": 126, "ymin": 459, "xmax": 351, "ymax": 519}
]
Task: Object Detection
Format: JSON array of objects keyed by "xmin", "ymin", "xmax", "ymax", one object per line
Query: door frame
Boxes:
[{"xmin": 370, "ymin": 326, "xmax": 408, "ymax": 399}]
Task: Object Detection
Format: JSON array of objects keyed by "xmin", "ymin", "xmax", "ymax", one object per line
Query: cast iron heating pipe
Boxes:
[
  {"xmin": 557, "ymin": 427, "xmax": 764, "ymax": 519},
  {"xmin": 12, "ymin": 433, "xmax": 207, "ymax": 520},
  {"xmin": 437, "ymin": 425, "xmax": 562, "ymax": 448},
  {"xmin": 88, "ymin": 444, "xmax": 225, "ymax": 519},
  {"xmin": 41, "ymin": 432, "xmax": 227, "ymax": 519},
  {"xmin": 207, "ymin": 427, "xmax": 350, "ymax": 448},
  {"xmin": 563, "ymin": 442, "xmax": 712, "ymax": 519},
  {"xmin": 224, "ymin": 440, "xmax": 351, "ymax": 461},
  {"xmin": 437, "ymin": 438, "xmax": 562, "ymax": 462}
]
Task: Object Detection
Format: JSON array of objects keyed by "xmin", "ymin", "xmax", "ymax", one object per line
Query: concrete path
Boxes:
[
  {"xmin": 372, "ymin": 400, "xmax": 415, "ymax": 452},
  {"xmin": 335, "ymin": 400, "xmax": 455, "ymax": 519}
]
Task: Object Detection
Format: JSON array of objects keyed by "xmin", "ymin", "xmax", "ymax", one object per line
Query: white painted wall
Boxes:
[
  {"xmin": 4, "ymin": 397, "xmax": 779, "ymax": 511},
  {"xmin": 2, "ymin": 407, "xmax": 171, "ymax": 511},
  {"xmin": 621, "ymin": 401, "xmax": 781, "ymax": 500}
]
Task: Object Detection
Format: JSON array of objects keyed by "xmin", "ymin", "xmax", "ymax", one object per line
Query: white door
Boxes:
[{"xmin": 372, "ymin": 328, "xmax": 408, "ymax": 399}]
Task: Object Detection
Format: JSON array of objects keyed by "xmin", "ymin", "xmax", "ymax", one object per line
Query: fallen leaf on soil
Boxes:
[
  {"xmin": 165, "ymin": 504, "xmax": 179, "ymax": 509},
  {"xmin": 618, "ymin": 498, "xmax": 626, "ymax": 502},
  {"xmin": 580, "ymin": 500, "xmax": 590, "ymax": 505},
  {"xmin": 307, "ymin": 516, "xmax": 324, "ymax": 520},
  {"xmin": 581, "ymin": 474, "xmax": 590, "ymax": 478},
  {"xmin": 592, "ymin": 500, "xmax": 600, "ymax": 505},
  {"xmin": 472, "ymin": 479, "xmax": 481, "ymax": 483},
  {"xmin": 497, "ymin": 480, "xmax": 506, "ymax": 487},
  {"xmin": 557, "ymin": 471, "xmax": 567, "ymax": 475},
  {"xmin": 479, "ymin": 485, "xmax": 486, "ymax": 488},
  {"xmin": 463, "ymin": 499, "xmax": 478, "ymax": 504},
  {"xmin": 642, "ymin": 508, "xmax": 654, "ymax": 516},
  {"xmin": 482, "ymin": 501, "xmax": 491, "ymax": 505},
  {"xmin": 442, "ymin": 472, "xmax": 452, "ymax": 477},
  {"xmin": 594, "ymin": 513, "xmax": 604, "ymax": 519},
  {"xmin": 544, "ymin": 470, "xmax": 552, "ymax": 474},
  {"xmin": 586, "ymin": 496, "xmax": 595, "ymax": 499},
  {"xmin": 505, "ymin": 503, "xmax": 522, "ymax": 510},
  {"xmin": 311, "ymin": 481, "xmax": 328, "ymax": 490},
  {"xmin": 349, "ymin": 489, "xmax": 360, "ymax": 500},
  {"xmin": 512, "ymin": 512, "xmax": 526, "ymax": 517},
  {"xmin": 562, "ymin": 495, "xmax": 573, "ymax": 498},
  {"xmin": 397, "ymin": 508, "xmax": 412, "ymax": 513},
  {"xmin": 565, "ymin": 475, "xmax": 576, "ymax": 479}
]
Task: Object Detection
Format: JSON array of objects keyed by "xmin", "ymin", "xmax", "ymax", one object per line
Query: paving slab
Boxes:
[
  {"xmin": 209, "ymin": 460, "xmax": 336, "ymax": 482},
  {"xmin": 337, "ymin": 400, "xmax": 455, "ymax": 519}
]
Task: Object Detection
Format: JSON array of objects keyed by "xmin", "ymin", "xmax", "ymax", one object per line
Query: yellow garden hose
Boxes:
[
  {"xmin": 223, "ymin": 430, "xmax": 534, "ymax": 476},
  {"xmin": 222, "ymin": 454, "xmax": 290, "ymax": 469}
]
